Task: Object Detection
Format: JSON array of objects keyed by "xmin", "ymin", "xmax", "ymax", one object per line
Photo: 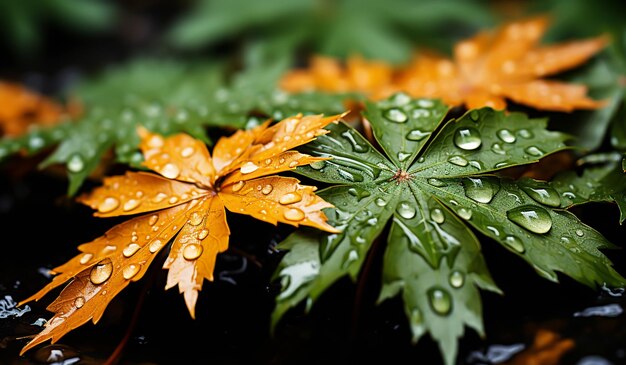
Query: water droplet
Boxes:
[
  {"xmin": 123, "ymin": 264, "xmax": 140, "ymax": 280},
  {"xmin": 375, "ymin": 198, "xmax": 387, "ymax": 207},
  {"xmin": 241, "ymin": 161, "xmax": 259, "ymax": 174},
  {"xmin": 391, "ymin": 92, "xmax": 411, "ymax": 106},
  {"xmin": 337, "ymin": 169, "xmax": 364, "ymax": 182},
  {"xmin": 448, "ymin": 156, "xmax": 468, "ymax": 167},
  {"xmin": 494, "ymin": 162, "xmax": 509, "ymax": 168},
  {"xmin": 98, "ymin": 197, "xmax": 119, "ymax": 213},
  {"xmin": 463, "ymin": 177, "xmax": 499, "ymax": 203},
  {"xmin": 396, "ymin": 202, "xmax": 416, "ymax": 219},
  {"xmin": 146, "ymin": 134, "xmax": 164, "ymax": 148},
  {"xmin": 520, "ymin": 181, "xmax": 561, "ymax": 207},
  {"xmin": 80, "ymin": 253, "xmax": 93, "ymax": 265},
  {"xmin": 341, "ymin": 131, "xmax": 368, "ymax": 153},
  {"xmin": 427, "ymin": 178, "xmax": 447, "ymax": 187},
  {"xmin": 342, "ymin": 250, "xmax": 359, "ymax": 269},
  {"xmin": 232, "ymin": 181, "xmax": 245, "ymax": 192},
  {"xmin": 428, "ymin": 287, "xmax": 452, "ymax": 315},
  {"xmin": 90, "ymin": 259, "xmax": 113, "ymax": 285},
  {"xmin": 575, "ymin": 229, "xmax": 584, "ymax": 237},
  {"xmin": 469, "ymin": 110, "xmax": 480, "ymax": 121},
  {"xmin": 504, "ymin": 235, "xmax": 525, "ymax": 253},
  {"xmin": 280, "ymin": 192, "xmax": 302, "ymax": 205},
  {"xmin": 168, "ymin": 196, "xmax": 179, "ymax": 204},
  {"xmin": 517, "ymin": 129, "xmax": 533, "ymax": 139},
  {"xmin": 161, "ymin": 163, "xmax": 181, "ymax": 179},
  {"xmin": 198, "ymin": 229, "xmax": 209, "ymax": 240},
  {"xmin": 525, "ymin": 146, "xmax": 544, "ymax": 157},
  {"xmin": 406, "ymin": 129, "xmax": 430, "ymax": 141},
  {"xmin": 180, "ymin": 147, "xmax": 195, "ymax": 158},
  {"xmin": 449, "ymin": 271, "xmax": 465, "ymax": 288},
  {"xmin": 491, "ymin": 143, "xmax": 506, "ymax": 155},
  {"xmin": 284, "ymin": 208, "xmax": 305, "ymax": 221},
  {"xmin": 189, "ymin": 212, "xmax": 203, "ymax": 226},
  {"xmin": 153, "ymin": 193, "xmax": 167, "ymax": 203},
  {"xmin": 123, "ymin": 199, "xmax": 141, "ymax": 212},
  {"xmin": 67, "ymin": 153, "xmax": 85, "ymax": 173},
  {"xmin": 259, "ymin": 184, "xmax": 273, "ymax": 195},
  {"xmin": 148, "ymin": 215, "xmax": 159, "ymax": 226},
  {"xmin": 123, "ymin": 243, "xmax": 141, "ymax": 257},
  {"xmin": 288, "ymin": 160, "xmax": 298, "ymax": 168},
  {"xmin": 74, "ymin": 296, "xmax": 85, "ymax": 308},
  {"xmin": 183, "ymin": 244, "xmax": 203, "ymax": 260},
  {"xmin": 487, "ymin": 225, "xmax": 500, "ymax": 237},
  {"xmin": 410, "ymin": 307, "xmax": 423, "ymax": 326},
  {"xmin": 309, "ymin": 160, "xmax": 326, "ymax": 170},
  {"xmin": 397, "ymin": 152, "xmax": 412, "ymax": 162},
  {"xmin": 384, "ymin": 108, "xmax": 408, "ymax": 123},
  {"xmin": 507, "ymin": 205, "xmax": 552, "ymax": 234},
  {"xmin": 497, "ymin": 129, "xmax": 516, "ymax": 143},
  {"xmin": 454, "ymin": 127, "xmax": 482, "ymax": 150},
  {"xmin": 430, "ymin": 208, "xmax": 445, "ymax": 223},
  {"xmin": 148, "ymin": 240, "xmax": 163, "ymax": 253},
  {"xmin": 456, "ymin": 208, "xmax": 472, "ymax": 220}
]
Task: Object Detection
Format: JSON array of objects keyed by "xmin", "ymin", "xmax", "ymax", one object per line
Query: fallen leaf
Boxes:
[
  {"xmin": 280, "ymin": 17, "xmax": 608, "ymax": 111},
  {"xmin": 0, "ymin": 82, "xmax": 70, "ymax": 137},
  {"xmin": 19, "ymin": 112, "xmax": 343, "ymax": 353}
]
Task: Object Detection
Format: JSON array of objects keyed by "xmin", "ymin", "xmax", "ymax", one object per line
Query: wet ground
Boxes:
[{"xmin": 0, "ymin": 166, "xmax": 625, "ymax": 365}]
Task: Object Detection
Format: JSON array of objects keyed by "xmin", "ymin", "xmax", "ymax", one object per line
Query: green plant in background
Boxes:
[
  {"xmin": 0, "ymin": 58, "xmax": 348, "ymax": 195},
  {"xmin": 167, "ymin": 0, "xmax": 496, "ymax": 63},
  {"xmin": 0, "ymin": 0, "xmax": 116, "ymax": 56}
]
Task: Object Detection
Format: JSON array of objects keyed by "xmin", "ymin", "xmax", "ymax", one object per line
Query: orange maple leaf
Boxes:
[
  {"xmin": 19, "ymin": 112, "xmax": 344, "ymax": 354},
  {"xmin": 0, "ymin": 82, "xmax": 73, "ymax": 137},
  {"xmin": 280, "ymin": 16, "xmax": 608, "ymax": 112}
]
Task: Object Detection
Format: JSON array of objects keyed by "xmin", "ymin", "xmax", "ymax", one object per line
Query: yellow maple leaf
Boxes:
[
  {"xmin": 19, "ymin": 112, "xmax": 344, "ymax": 354},
  {"xmin": 280, "ymin": 17, "xmax": 608, "ymax": 112},
  {"xmin": 0, "ymin": 82, "xmax": 74, "ymax": 137}
]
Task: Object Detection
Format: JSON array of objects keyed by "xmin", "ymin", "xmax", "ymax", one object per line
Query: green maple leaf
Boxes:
[
  {"xmin": 0, "ymin": 59, "xmax": 348, "ymax": 195},
  {"xmin": 272, "ymin": 94, "xmax": 625, "ymax": 365},
  {"xmin": 167, "ymin": 0, "xmax": 495, "ymax": 63}
]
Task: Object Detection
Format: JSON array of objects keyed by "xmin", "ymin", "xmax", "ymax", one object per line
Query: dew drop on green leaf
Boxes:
[
  {"xmin": 430, "ymin": 208, "xmax": 445, "ymax": 223},
  {"xmin": 67, "ymin": 153, "xmax": 85, "ymax": 173},
  {"xmin": 449, "ymin": 271, "xmax": 465, "ymax": 288},
  {"xmin": 506, "ymin": 205, "xmax": 553, "ymax": 234},
  {"xmin": 469, "ymin": 110, "xmax": 479, "ymax": 121},
  {"xmin": 398, "ymin": 152, "xmax": 412, "ymax": 162},
  {"xmin": 575, "ymin": 229, "xmax": 584, "ymax": 237},
  {"xmin": 341, "ymin": 130, "xmax": 369, "ymax": 153},
  {"xmin": 497, "ymin": 129, "xmax": 516, "ymax": 143},
  {"xmin": 396, "ymin": 201, "xmax": 416, "ymax": 219},
  {"xmin": 454, "ymin": 127, "xmax": 482, "ymax": 150},
  {"xmin": 517, "ymin": 129, "xmax": 533, "ymax": 139},
  {"xmin": 456, "ymin": 207, "xmax": 472, "ymax": 220},
  {"xmin": 406, "ymin": 129, "xmax": 430, "ymax": 141},
  {"xmin": 427, "ymin": 178, "xmax": 447, "ymax": 187},
  {"xmin": 525, "ymin": 146, "xmax": 544, "ymax": 157},
  {"xmin": 463, "ymin": 177, "xmax": 499, "ymax": 204},
  {"xmin": 520, "ymin": 181, "xmax": 561, "ymax": 207},
  {"xmin": 375, "ymin": 197, "xmax": 387, "ymax": 207},
  {"xmin": 342, "ymin": 249, "xmax": 359, "ymax": 269},
  {"xmin": 491, "ymin": 143, "xmax": 506, "ymax": 155},
  {"xmin": 504, "ymin": 235, "xmax": 525, "ymax": 253},
  {"xmin": 383, "ymin": 108, "xmax": 408, "ymax": 123},
  {"xmin": 309, "ymin": 160, "xmax": 326, "ymax": 170},
  {"xmin": 338, "ymin": 169, "xmax": 364, "ymax": 182},
  {"xmin": 448, "ymin": 155, "xmax": 469, "ymax": 167},
  {"xmin": 428, "ymin": 287, "xmax": 452, "ymax": 315}
]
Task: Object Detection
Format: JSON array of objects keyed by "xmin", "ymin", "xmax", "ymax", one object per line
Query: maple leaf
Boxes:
[
  {"xmin": 280, "ymin": 17, "xmax": 608, "ymax": 112},
  {"xmin": 18, "ymin": 112, "xmax": 343, "ymax": 354},
  {"xmin": 271, "ymin": 94, "xmax": 624, "ymax": 365},
  {"xmin": 0, "ymin": 82, "xmax": 71, "ymax": 138}
]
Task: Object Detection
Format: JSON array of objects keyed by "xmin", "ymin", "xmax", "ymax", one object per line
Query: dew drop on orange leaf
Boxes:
[{"xmin": 89, "ymin": 259, "xmax": 113, "ymax": 285}]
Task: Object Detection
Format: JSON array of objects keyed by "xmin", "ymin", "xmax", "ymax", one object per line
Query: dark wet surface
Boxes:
[{"xmin": 0, "ymin": 169, "xmax": 625, "ymax": 365}]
